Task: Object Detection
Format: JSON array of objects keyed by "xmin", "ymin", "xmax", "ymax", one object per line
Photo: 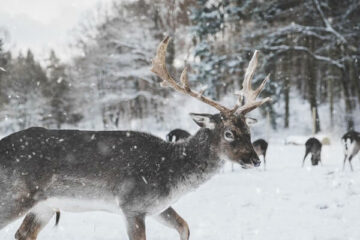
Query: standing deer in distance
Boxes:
[
  {"xmin": 166, "ymin": 129, "xmax": 191, "ymax": 142},
  {"xmin": 0, "ymin": 36, "xmax": 271, "ymax": 240},
  {"xmin": 252, "ymin": 139, "xmax": 268, "ymax": 170},
  {"xmin": 302, "ymin": 137, "xmax": 322, "ymax": 167},
  {"xmin": 342, "ymin": 130, "xmax": 360, "ymax": 171}
]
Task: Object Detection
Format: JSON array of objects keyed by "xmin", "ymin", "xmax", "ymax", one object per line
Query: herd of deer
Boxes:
[
  {"xmin": 167, "ymin": 129, "xmax": 360, "ymax": 172},
  {"xmin": 300, "ymin": 132, "xmax": 360, "ymax": 171},
  {"xmin": 0, "ymin": 37, "xmax": 359, "ymax": 240}
]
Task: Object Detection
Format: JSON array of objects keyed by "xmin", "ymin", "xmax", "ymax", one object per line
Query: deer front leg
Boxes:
[
  {"xmin": 156, "ymin": 207, "xmax": 190, "ymax": 240},
  {"xmin": 15, "ymin": 203, "xmax": 55, "ymax": 240},
  {"xmin": 125, "ymin": 214, "xmax": 146, "ymax": 240},
  {"xmin": 302, "ymin": 156, "xmax": 306, "ymax": 168},
  {"xmin": 262, "ymin": 154, "xmax": 266, "ymax": 170}
]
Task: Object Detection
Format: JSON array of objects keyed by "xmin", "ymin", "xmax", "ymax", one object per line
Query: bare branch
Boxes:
[
  {"xmin": 312, "ymin": 0, "xmax": 347, "ymax": 44},
  {"xmin": 262, "ymin": 45, "xmax": 344, "ymax": 69}
]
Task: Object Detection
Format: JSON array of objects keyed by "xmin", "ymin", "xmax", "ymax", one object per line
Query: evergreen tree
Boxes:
[
  {"xmin": 0, "ymin": 39, "xmax": 10, "ymax": 109},
  {"xmin": 2, "ymin": 50, "xmax": 48, "ymax": 130},
  {"xmin": 190, "ymin": 0, "xmax": 228, "ymax": 99},
  {"xmin": 45, "ymin": 50, "xmax": 78, "ymax": 128}
]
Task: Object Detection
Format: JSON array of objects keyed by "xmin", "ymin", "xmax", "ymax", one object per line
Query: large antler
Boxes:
[
  {"xmin": 151, "ymin": 36, "xmax": 270, "ymax": 116},
  {"xmin": 151, "ymin": 36, "xmax": 230, "ymax": 113},
  {"xmin": 232, "ymin": 50, "xmax": 271, "ymax": 115}
]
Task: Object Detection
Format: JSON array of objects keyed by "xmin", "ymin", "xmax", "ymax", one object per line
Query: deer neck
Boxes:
[{"xmin": 171, "ymin": 128, "xmax": 224, "ymax": 189}]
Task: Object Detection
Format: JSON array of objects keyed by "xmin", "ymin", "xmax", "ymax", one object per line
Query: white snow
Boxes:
[{"xmin": 1, "ymin": 140, "xmax": 359, "ymax": 240}]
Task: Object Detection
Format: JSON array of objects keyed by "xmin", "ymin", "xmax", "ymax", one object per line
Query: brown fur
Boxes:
[
  {"xmin": 126, "ymin": 215, "xmax": 146, "ymax": 240},
  {"xmin": 158, "ymin": 207, "xmax": 190, "ymax": 240},
  {"xmin": 15, "ymin": 213, "xmax": 42, "ymax": 240}
]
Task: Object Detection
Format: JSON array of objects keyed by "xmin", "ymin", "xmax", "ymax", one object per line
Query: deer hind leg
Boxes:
[
  {"xmin": 125, "ymin": 214, "xmax": 146, "ymax": 240},
  {"xmin": 0, "ymin": 189, "xmax": 38, "ymax": 231},
  {"xmin": 0, "ymin": 203, "xmax": 30, "ymax": 231},
  {"xmin": 155, "ymin": 207, "xmax": 190, "ymax": 240},
  {"xmin": 302, "ymin": 149, "xmax": 310, "ymax": 168},
  {"xmin": 349, "ymin": 155, "xmax": 354, "ymax": 171},
  {"xmin": 15, "ymin": 203, "xmax": 55, "ymax": 240}
]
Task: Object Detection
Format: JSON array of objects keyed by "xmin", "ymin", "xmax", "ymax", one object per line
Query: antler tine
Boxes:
[
  {"xmin": 180, "ymin": 65, "xmax": 190, "ymax": 91},
  {"xmin": 232, "ymin": 50, "xmax": 271, "ymax": 115},
  {"xmin": 151, "ymin": 36, "xmax": 177, "ymax": 88},
  {"xmin": 243, "ymin": 50, "xmax": 259, "ymax": 93},
  {"xmin": 151, "ymin": 36, "xmax": 230, "ymax": 114},
  {"xmin": 253, "ymin": 73, "xmax": 270, "ymax": 98}
]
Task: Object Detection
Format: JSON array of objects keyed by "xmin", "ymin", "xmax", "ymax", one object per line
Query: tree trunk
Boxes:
[
  {"xmin": 283, "ymin": 49, "xmax": 290, "ymax": 128},
  {"xmin": 351, "ymin": 59, "xmax": 360, "ymax": 108},
  {"xmin": 340, "ymin": 65, "xmax": 354, "ymax": 130},
  {"xmin": 328, "ymin": 78, "xmax": 334, "ymax": 126},
  {"xmin": 307, "ymin": 37, "xmax": 320, "ymax": 133},
  {"xmin": 284, "ymin": 75, "xmax": 290, "ymax": 128}
]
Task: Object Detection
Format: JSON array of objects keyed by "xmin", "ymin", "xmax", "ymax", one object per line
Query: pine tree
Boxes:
[
  {"xmin": 0, "ymin": 39, "xmax": 10, "ymax": 109},
  {"xmin": 1, "ymin": 50, "xmax": 48, "ymax": 130},
  {"xmin": 190, "ymin": 0, "xmax": 228, "ymax": 99},
  {"xmin": 45, "ymin": 50, "xmax": 77, "ymax": 128}
]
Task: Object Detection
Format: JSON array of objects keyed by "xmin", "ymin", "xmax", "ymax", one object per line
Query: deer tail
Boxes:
[{"xmin": 55, "ymin": 211, "xmax": 60, "ymax": 226}]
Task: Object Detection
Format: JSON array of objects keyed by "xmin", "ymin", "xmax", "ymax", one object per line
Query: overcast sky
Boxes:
[{"xmin": 0, "ymin": 0, "xmax": 112, "ymax": 61}]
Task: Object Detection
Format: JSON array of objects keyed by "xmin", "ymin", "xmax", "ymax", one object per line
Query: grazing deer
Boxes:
[
  {"xmin": 252, "ymin": 139, "xmax": 268, "ymax": 170},
  {"xmin": 0, "ymin": 36, "xmax": 270, "ymax": 240},
  {"xmin": 302, "ymin": 137, "xmax": 322, "ymax": 167},
  {"xmin": 342, "ymin": 130, "xmax": 360, "ymax": 171},
  {"xmin": 166, "ymin": 129, "xmax": 191, "ymax": 142}
]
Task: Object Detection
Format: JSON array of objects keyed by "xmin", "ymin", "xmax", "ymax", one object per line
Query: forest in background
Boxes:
[{"xmin": 0, "ymin": 0, "xmax": 359, "ymax": 135}]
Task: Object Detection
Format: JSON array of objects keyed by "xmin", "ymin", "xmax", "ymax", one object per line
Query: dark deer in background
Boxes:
[
  {"xmin": 166, "ymin": 129, "xmax": 191, "ymax": 142},
  {"xmin": 253, "ymin": 139, "xmax": 268, "ymax": 170},
  {"xmin": 0, "ymin": 37, "xmax": 270, "ymax": 240},
  {"xmin": 342, "ymin": 130, "xmax": 360, "ymax": 171},
  {"xmin": 302, "ymin": 137, "xmax": 322, "ymax": 167}
]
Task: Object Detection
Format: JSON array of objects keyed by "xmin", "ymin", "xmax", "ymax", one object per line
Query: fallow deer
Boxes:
[
  {"xmin": 252, "ymin": 139, "xmax": 268, "ymax": 170},
  {"xmin": 54, "ymin": 129, "xmax": 192, "ymax": 227},
  {"xmin": 166, "ymin": 129, "xmax": 191, "ymax": 142},
  {"xmin": 342, "ymin": 130, "xmax": 360, "ymax": 171},
  {"xmin": 53, "ymin": 130, "xmax": 191, "ymax": 227},
  {"xmin": 0, "ymin": 36, "xmax": 271, "ymax": 240},
  {"xmin": 302, "ymin": 137, "xmax": 322, "ymax": 167}
]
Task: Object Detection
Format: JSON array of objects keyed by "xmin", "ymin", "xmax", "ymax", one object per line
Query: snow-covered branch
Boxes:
[
  {"xmin": 266, "ymin": 23, "xmax": 331, "ymax": 41},
  {"xmin": 261, "ymin": 45, "xmax": 344, "ymax": 69},
  {"xmin": 312, "ymin": 0, "xmax": 347, "ymax": 44}
]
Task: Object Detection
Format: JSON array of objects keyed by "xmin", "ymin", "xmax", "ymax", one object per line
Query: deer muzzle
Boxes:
[
  {"xmin": 252, "ymin": 156, "xmax": 261, "ymax": 167},
  {"xmin": 240, "ymin": 151, "xmax": 261, "ymax": 168}
]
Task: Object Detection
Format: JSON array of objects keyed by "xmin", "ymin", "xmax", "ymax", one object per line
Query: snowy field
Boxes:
[{"xmin": 1, "ymin": 141, "xmax": 359, "ymax": 240}]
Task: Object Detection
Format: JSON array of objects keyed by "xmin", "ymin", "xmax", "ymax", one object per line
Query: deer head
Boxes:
[{"xmin": 151, "ymin": 36, "xmax": 271, "ymax": 168}]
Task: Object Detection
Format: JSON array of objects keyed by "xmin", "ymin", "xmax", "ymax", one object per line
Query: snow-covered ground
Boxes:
[{"xmin": 1, "ymin": 141, "xmax": 359, "ymax": 240}]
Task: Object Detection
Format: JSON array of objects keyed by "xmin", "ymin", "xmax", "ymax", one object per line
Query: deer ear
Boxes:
[
  {"xmin": 246, "ymin": 117, "xmax": 257, "ymax": 126},
  {"xmin": 189, "ymin": 113, "xmax": 216, "ymax": 129}
]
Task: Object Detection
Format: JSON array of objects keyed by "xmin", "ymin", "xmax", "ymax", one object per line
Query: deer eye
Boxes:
[{"xmin": 224, "ymin": 130, "xmax": 234, "ymax": 142}]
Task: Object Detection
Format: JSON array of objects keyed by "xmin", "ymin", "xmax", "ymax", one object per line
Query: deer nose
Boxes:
[{"xmin": 252, "ymin": 157, "xmax": 261, "ymax": 167}]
